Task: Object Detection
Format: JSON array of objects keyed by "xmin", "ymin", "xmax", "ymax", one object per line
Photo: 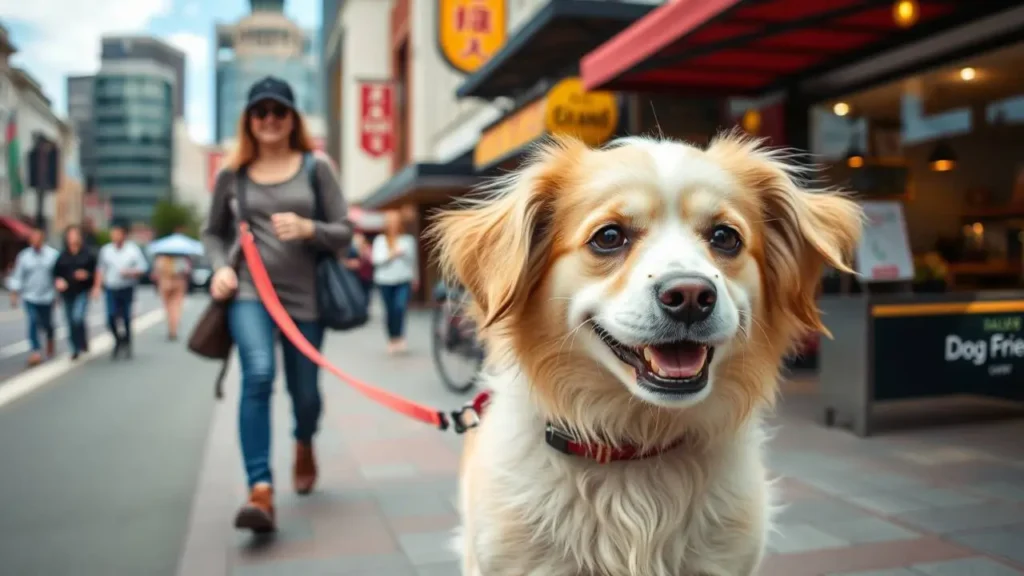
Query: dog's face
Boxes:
[{"xmin": 432, "ymin": 134, "xmax": 862, "ymax": 440}]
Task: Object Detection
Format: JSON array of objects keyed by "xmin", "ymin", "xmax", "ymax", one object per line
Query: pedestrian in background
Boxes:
[
  {"xmin": 8, "ymin": 223, "xmax": 58, "ymax": 366},
  {"xmin": 53, "ymin": 225, "xmax": 97, "ymax": 360},
  {"xmin": 372, "ymin": 211, "xmax": 418, "ymax": 355},
  {"xmin": 203, "ymin": 76, "xmax": 352, "ymax": 533},
  {"xmin": 152, "ymin": 254, "xmax": 189, "ymax": 341},
  {"xmin": 92, "ymin": 223, "xmax": 147, "ymax": 360},
  {"xmin": 344, "ymin": 232, "xmax": 374, "ymax": 301}
]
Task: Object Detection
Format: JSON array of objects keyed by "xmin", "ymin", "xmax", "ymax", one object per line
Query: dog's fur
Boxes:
[{"xmin": 428, "ymin": 132, "xmax": 863, "ymax": 576}]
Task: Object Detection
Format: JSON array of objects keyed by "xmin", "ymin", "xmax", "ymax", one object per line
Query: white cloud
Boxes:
[
  {"xmin": 166, "ymin": 32, "xmax": 212, "ymax": 144},
  {"xmin": 0, "ymin": 0, "xmax": 172, "ymax": 114}
]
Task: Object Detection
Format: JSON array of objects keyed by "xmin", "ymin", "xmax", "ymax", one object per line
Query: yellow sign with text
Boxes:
[
  {"xmin": 474, "ymin": 98, "xmax": 547, "ymax": 169},
  {"xmin": 474, "ymin": 77, "xmax": 619, "ymax": 169},
  {"xmin": 438, "ymin": 0, "xmax": 507, "ymax": 74},
  {"xmin": 544, "ymin": 77, "xmax": 618, "ymax": 148}
]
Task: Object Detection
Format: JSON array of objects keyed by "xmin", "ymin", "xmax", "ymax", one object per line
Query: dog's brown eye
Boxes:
[
  {"xmin": 709, "ymin": 225, "xmax": 742, "ymax": 255},
  {"xmin": 589, "ymin": 225, "xmax": 628, "ymax": 254}
]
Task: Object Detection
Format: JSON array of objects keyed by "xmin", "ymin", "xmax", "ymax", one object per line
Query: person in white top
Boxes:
[
  {"xmin": 92, "ymin": 223, "xmax": 147, "ymax": 359},
  {"xmin": 371, "ymin": 211, "xmax": 418, "ymax": 354},
  {"xmin": 7, "ymin": 223, "xmax": 59, "ymax": 366}
]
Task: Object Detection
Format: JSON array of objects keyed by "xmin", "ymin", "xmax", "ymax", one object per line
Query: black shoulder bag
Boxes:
[{"xmin": 303, "ymin": 153, "xmax": 369, "ymax": 331}]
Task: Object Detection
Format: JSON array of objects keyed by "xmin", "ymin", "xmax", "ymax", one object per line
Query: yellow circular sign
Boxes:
[{"xmin": 544, "ymin": 77, "xmax": 618, "ymax": 148}]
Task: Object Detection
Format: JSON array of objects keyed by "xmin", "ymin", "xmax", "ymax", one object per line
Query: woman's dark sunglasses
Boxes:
[{"xmin": 250, "ymin": 103, "xmax": 290, "ymax": 120}]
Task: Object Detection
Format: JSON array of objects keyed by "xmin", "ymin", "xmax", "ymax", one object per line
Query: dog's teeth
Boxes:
[
  {"xmin": 643, "ymin": 347, "xmax": 653, "ymax": 362},
  {"xmin": 654, "ymin": 364, "xmax": 669, "ymax": 377}
]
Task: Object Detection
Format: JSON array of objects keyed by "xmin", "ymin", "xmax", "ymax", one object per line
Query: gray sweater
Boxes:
[{"xmin": 202, "ymin": 156, "xmax": 353, "ymax": 321}]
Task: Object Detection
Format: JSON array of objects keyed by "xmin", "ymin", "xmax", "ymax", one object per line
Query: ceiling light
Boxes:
[
  {"xmin": 833, "ymin": 102, "xmax": 850, "ymax": 117},
  {"xmin": 893, "ymin": 0, "xmax": 920, "ymax": 28},
  {"xmin": 928, "ymin": 140, "xmax": 957, "ymax": 172},
  {"xmin": 960, "ymin": 67, "xmax": 976, "ymax": 81}
]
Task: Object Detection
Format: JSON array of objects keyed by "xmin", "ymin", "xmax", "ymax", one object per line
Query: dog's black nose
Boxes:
[{"xmin": 655, "ymin": 273, "xmax": 717, "ymax": 324}]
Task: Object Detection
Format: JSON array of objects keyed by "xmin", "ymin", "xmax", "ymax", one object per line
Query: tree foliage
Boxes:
[{"xmin": 151, "ymin": 199, "xmax": 200, "ymax": 238}]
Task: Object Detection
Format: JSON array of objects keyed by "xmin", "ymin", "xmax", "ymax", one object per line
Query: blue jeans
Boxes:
[
  {"xmin": 229, "ymin": 300, "xmax": 325, "ymax": 488},
  {"xmin": 23, "ymin": 301, "xmax": 54, "ymax": 352},
  {"xmin": 104, "ymin": 287, "xmax": 134, "ymax": 343},
  {"xmin": 378, "ymin": 282, "xmax": 411, "ymax": 339},
  {"xmin": 63, "ymin": 292, "xmax": 89, "ymax": 354}
]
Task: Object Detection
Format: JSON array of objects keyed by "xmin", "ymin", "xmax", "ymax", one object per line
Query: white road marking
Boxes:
[{"xmin": 0, "ymin": 308, "xmax": 166, "ymax": 410}]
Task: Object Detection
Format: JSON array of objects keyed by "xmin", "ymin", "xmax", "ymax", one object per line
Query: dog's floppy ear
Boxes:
[
  {"xmin": 708, "ymin": 132, "xmax": 863, "ymax": 343},
  {"xmin": 429, "ymin": 138, "xmax": 579, "ymax": 330},
  {"xmin": 760, "ymin": 179, "xmax": 863, "ymax": 339}
]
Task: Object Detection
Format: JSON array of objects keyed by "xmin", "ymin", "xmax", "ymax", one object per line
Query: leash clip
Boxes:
[{"xmin": 450, "ymin": 404, "xmax": 480, "ymax": 434}]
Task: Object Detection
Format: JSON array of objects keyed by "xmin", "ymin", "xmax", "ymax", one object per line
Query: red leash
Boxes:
[{"xmin": 238, "ymin": 225, "xmax": 483, "ymax": 433}]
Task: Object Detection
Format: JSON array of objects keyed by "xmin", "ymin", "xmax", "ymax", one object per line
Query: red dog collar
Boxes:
[
  {"xmin": 457, "ymin": 391, "xmax": 683, "ymax": 463},
  {"xmin": 544, "ymin": 425, "xmax": 685, "ymax": 464}
]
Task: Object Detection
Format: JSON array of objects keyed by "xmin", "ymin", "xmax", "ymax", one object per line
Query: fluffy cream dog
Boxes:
[{"xmin": 429, "ymin": 132, "xmax": 863, "ymax": 576}]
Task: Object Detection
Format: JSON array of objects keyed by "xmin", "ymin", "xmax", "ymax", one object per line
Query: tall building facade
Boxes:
[
  {"xmin": 214, "ymin": 0, "xmax": 322, "ymax": 145},
  {"xmin": 93, "ymin": 36, "xmax": 184, "ymax": 224},
  {"xmin": 66, "ymin": 75, "xmax": 96, "ymax": 188}
]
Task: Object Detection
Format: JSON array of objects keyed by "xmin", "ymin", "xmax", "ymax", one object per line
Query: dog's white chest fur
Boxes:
[{"xmin": 458, "ymin": 370, "xmax": 773, "ymax": 576}]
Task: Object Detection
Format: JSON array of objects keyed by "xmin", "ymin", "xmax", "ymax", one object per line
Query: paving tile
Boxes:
[
  {"xmin": 415, "ymin": 561, "xmax": 460, "ymax": 576},
  {"xmin": 776, "ymin": 499, "xmax": 873, "ymax": 524},
  {"xmin": 232, "ymin": 553, "xmax": 415, "ymax": 576},
  {"xmin": 769, "ymin": 523, "xmax": 849, "ymax": 554},
  {"xmin": 911, "ymin": 557, "xmax": 1024, "ymax": 576},
  {"xmin": 758, "ymin": 536, "xmax": 974, "ymax": 576},
  {"xmin": 946, "ymin": 524, "xmax": 1024, "ymax": 565},
  {"xmin": 896, "ymin": 503, "xmax": 1024, "ymax": 534},
  {"xmin": 397, "ymin": 531, "xmax": 459, "ymax": 566},
  {"xmin": 360, "ymin": 463, "xmax": 420, "ymax": 480},
  {"xmin": 376, "ymin": 490, "xmax": 455, "ymax": 519},
  {"xmin": 389, "ymin": 514, "xmax": 460, "ymax": 535},
  {"xmin": 814, "ymin": 517, "xmax": 920, "ymax": 544},
  {"xmin": 968, "ymin": 482, "xmax": 1024, "ymax": 503},
  {"xmin": 827, "ymin": 565, "xmax": 925, "ymax": 569}
]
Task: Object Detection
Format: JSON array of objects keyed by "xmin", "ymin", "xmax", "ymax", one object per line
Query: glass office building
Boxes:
[{"xmin": 93, "ymin": 62, "xmax": 176, "ymax": 223}]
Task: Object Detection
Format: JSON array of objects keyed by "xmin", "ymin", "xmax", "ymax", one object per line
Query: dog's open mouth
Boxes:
[{"xmin": 593, "ymin": 324, "xmax": 714, "ymax": 395}]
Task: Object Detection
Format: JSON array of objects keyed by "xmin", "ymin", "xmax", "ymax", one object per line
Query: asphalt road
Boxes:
[
  {"xmin": 0, "ymin": 302, "xmax": 219, "ymax": 576},
  {"xmin": 0, "ymin": 288, "xmax": 163, "ymax": 383}
]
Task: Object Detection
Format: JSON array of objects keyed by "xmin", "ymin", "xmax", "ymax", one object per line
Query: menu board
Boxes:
[{"xmin": 856, "ymin": 200, "xmax": 914, "ymax": 282}]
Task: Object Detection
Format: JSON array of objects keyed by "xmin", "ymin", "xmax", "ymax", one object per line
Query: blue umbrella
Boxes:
[{"xmin": 147, "ymin": 233, "xmax": 204, "ymax": 257}]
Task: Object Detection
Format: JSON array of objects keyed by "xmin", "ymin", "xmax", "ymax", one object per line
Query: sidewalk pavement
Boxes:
[{"xmin": 177, "ymin": 308, "xmax": 1024, "ymax": 576}]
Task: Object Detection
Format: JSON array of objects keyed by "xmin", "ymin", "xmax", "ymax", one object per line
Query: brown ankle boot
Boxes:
[
  {"xmin": 293, "ymin": 442, "xmax": 317, "ymax": 495},
  {"xmin": 234, "ymin": 483, "xmax": 275, "ymax": 533}
]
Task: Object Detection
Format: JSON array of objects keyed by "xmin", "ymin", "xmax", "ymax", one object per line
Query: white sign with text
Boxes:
[{"xmin": 856, "ymin": 200, "xmax": 914, "ymax": 282}]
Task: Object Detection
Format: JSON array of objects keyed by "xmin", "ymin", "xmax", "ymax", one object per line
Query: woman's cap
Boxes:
[{"xmin": 246, "ymin": 76, "xmax": 296, "ymax": 110}]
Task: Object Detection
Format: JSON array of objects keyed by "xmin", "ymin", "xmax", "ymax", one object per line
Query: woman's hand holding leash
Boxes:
[{"xmin": 210, "ymin": 267, "xmax": 238, "ymax": 301}]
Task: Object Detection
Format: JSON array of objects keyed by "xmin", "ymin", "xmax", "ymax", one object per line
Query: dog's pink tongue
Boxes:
[{"xmin": 649, "ymin": 344, "xmax": 707, "ymax": 378}]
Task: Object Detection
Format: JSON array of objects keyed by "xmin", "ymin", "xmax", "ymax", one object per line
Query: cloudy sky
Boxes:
[{"xmin": 0, "ymin": 0, "xmax": 321, "ymax": 145}]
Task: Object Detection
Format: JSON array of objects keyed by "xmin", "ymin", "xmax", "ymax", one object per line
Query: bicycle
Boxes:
[{"xmin": 431, "ymin": 280, "xmax": 484, "ymax": 394}]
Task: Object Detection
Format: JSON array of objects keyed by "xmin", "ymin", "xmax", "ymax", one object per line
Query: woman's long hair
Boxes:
[
  {"xmin": 222, "ymin": 105, "xmax": 317, "ymax": 172},
  {"xmin": 384, "ymin": 211, "xmax": 403, "ymax": 251}
]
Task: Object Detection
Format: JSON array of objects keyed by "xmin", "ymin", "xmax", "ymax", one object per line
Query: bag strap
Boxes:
[
  {"xmin": 304, "ymin": 152, "xmax": 325, "ymax": 222},
  {"xmin": 236, "ymin": 165, "xmax": 251, "ymax": 225}
]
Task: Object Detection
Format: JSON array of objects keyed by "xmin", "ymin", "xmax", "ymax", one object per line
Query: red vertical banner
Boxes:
[
  {"xmin": 358, "ymin": 81, "xmax": 395, "ymax": 159},
  {"xmin": 207, "ymin": 149, "xmax": 225, "ymax": 192}
]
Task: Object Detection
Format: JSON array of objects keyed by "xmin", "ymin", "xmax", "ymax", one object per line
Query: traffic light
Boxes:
[{"xmin": 28, "ymin": 135, "xmax": 60, "ymax": 191}]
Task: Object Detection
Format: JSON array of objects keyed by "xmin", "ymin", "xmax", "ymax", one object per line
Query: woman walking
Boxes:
[
  {"xmin": 371, "ymin": 211, "xmax": 417, "ymax": 355},
  {"xmin": 152, "ymin": 254, "xmax": 189, "ymax": 340},
  {"xmin": 53, "ymin": 225, "xmax": 96, "ymax": 360},
  {"xmin": 202, "ymin": 76, "xmax": 352, "ymax": 533}
]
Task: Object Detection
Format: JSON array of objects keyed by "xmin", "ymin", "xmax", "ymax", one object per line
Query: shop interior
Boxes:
[{"xmin": 812, "ymin": 41, "xmax": 1024, "ymax": 294}]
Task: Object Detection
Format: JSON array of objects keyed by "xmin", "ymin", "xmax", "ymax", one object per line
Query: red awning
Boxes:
[
  {"xmin": 581, "ymin": 0, "xmax": 1000, "ymax": 94},
  {"xmin": 0, "ymin": 216, "xmax": 33, "ymax": 241}
]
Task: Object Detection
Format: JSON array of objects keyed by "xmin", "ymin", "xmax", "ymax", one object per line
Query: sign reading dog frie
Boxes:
[{"xmin": 872, "ymin": 305, "xmax": 1024, "ymax": 402}]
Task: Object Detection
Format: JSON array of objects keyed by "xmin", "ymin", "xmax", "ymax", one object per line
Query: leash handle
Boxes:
[{"xmin": 238, "ymin": 225, "xmax": 449, "ymax": 430}]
